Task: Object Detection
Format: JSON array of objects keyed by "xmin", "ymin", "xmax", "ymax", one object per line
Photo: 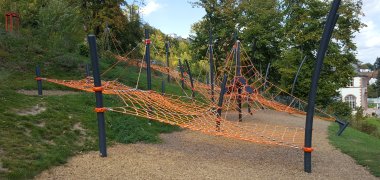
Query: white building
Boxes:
[{"xmin": 338, "ymin": 75, "xmax": 368, "ymax": 112}]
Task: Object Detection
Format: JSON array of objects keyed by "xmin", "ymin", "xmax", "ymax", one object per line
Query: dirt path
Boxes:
[
  {"xmin": 17, "ymin": 90, "xmax": 79, "ymax": 96},
  {"xmin": 35, "ymin": 110, "xmax": 377, "ymax": 179}
]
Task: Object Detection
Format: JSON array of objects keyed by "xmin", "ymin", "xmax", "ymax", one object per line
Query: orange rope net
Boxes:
[
  {"xmin": 43, "ymin": 77, "xmax": 304, "ymax": 148},
  {"xmin": 42, "ymin": 39, "xmax": 335, "ymax": 149}
]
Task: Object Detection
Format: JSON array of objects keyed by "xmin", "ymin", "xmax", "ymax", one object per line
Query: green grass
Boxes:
[
  {"xmin": 0, "ymin": 34, "xmax": 190, "ymax": 178},
  {"xmin": 0, "ymin": 70, "xmax": 182, "ymax": 179},
  {"xmin": 0, "ymin": 30, "xmax": 215, "ymax": 179},
  {"xmin": 329, "ymin": 124, "xmax": 380, "ymax": 177}
]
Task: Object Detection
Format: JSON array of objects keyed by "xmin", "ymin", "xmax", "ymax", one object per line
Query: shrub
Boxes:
[
  {"xmin": 78, "ymin": 43, "xmax": 89, "ymax": 57},
  {"xmin": 326, "ymin": 101, "xmax": 352, "ymax": 120},
  {"xmin": 51, "ymin": 54, "xmax": 80, "ymax": 71},
  {"xmin": 360, "ymin": 122, "xmax": 378, "ymax": 135}
]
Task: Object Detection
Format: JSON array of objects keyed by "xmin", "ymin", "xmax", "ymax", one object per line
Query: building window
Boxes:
[
  {"xmin": 344, "ymin": 95, "xmax": 356, "ymax": 109},
  {"xmin": 347, "ymin": 79, "xmax": 354, "ymax": 87}
]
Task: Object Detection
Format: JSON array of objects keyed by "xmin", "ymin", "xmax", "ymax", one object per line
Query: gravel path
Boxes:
[{"xmin": 35, "ymin": 110, "xmax": 377, "ymax": 180}]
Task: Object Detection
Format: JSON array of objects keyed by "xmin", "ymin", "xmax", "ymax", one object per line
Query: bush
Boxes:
[
  {"xmin": 360, "ymin": 122, "xmax": 378, "ymax": 135},
  {"xmin": 51, "ymin": 54, "xmax": 81, "ymax": 71},
  {"xmin": 326, "ymin": 101, "xmax": 352, "ymax": 120},
  {"xmin": 78, "ymin": 43, "xmax": 89, "ymax": 57}
]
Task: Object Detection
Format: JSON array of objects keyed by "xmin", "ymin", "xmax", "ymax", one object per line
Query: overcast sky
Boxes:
[
  {"xmin": 353, "ymin": 0, "xmax": 380, "ymax": 64},
  {"xmin": 139, "ymin": 0, "xmax": 379, "ymax": 64}
]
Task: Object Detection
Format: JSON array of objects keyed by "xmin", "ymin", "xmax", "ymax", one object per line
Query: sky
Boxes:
[
  {"xmin": 139, "ymin": 0, "xmax": 379, "ymax": 64},
  {"xmin": 139, "ymin": 0, "xmax": 205, "ymax": 38},
  {"xmin": 353, "ymin": 0, "xmax": 380, "ymax": 64}
]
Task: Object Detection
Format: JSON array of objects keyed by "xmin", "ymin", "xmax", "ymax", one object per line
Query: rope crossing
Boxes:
[
  {"xmin": 44, "ymin": 77, "xmax": 304, "ymax": 148},
  {"xmin": 42, "ymin": 37, "xmax": 335, "ymax": 150}
]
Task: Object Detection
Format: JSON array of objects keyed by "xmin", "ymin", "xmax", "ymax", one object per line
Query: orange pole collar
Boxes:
[
  {"xmin": 93, "ymin": 86, "xmax": 104, "ymax": 92},
  {"xmin": 95, "ymin": 107, "xmax": 107, "ymax": 113},
  {"xmin": 303, "ymin": 147, "xmax": 314, "ymax": 153}
]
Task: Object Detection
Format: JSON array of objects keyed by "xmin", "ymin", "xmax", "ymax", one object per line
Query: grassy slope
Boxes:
[
  {"xmin": 328, "ymin": 124, "xmax": 380, "ymax": 177},
  {"xmin": 0, "ymin": 33, "xmax": 187, "ymax": 179}
]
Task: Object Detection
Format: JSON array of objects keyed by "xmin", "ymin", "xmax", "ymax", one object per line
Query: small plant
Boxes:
[{"xmin": 78, "ymin": 42, "xmax": 89, "ymax": 57}]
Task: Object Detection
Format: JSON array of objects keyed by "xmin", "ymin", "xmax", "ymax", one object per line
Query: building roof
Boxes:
[{"xmin": 357, "ymin": 70, "xmax": 378, "ymax": 78}]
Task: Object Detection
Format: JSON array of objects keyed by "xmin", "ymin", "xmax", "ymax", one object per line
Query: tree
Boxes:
[
  {"xmin": 374, "ymin": 57, "xmax": 380, "ymax": 70},
  {"xmin": 190, "ymin": 0, "xmax": 240, "ymax": 73},
  {"xmin": 367, "ymin": 84, "xmax": 378, "ymax": 98},
  {"xmin": 359, "ymin": 63, "xmax": 374, "ymax": 70},
  {"xmin": 190, "ymin": 0, "xmax": 365, "ymax": 106}
]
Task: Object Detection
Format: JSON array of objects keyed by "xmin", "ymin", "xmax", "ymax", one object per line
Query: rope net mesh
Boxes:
[{"xmin": 42, "ymin": 39, "xmax": 334, "ymax": 149}]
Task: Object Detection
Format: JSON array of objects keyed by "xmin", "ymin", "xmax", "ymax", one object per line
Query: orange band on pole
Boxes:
[
  {"xmin": 35, "ymin": 77, "xmax": 42, "ymax": 81},
  {"xmin": 303, "ymin": 147, "xmax": 313, "ymax": 153},
  {"xmin": 95, "ymin": 107, "xmax": 107, "ymax": 113},
  {"xmin": 93, "ymin": 86, "xmax": 104, "ymax": 92}
]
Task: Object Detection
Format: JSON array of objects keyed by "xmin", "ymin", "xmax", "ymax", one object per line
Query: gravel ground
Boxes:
[{"xmin": 36, "ymin": 110, "xmax": 377, "ymax": 180}]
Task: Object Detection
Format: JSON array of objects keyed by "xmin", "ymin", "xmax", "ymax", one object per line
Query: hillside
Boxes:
[{"xmin": 0, "ymin": 31, "xmax": 185, "ymax": 179}]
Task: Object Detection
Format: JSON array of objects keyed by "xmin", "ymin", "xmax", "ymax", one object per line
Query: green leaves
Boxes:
[{"xmin": 191, "ymin": 0, "xmax": 364, "ymax": 106}]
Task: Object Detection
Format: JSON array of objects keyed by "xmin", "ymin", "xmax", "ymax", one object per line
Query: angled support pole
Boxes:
[
  {"xmin": 35, "ymin": 66, "xmax": 43, "ymax": 96},
  {"xmin": 145, "ymin": 29, "xmax": 152, "ymax": 90},
  {"xmin": 88, "ymin": 35, "xmax": 107, "ymax": 157},
  {"xmin": 335, "ymin": 118, "xmax": 349, "ymax": 136},
  {"xmin": 304, "ymin": 0, "xmax": 341, "ymax": 173},
  {"xmin": 185, "ymin": 59, "xmax": 195, "ymax": 98},
  {"xmin": 216, "ymin": 74, "xmax": 228, "ymax": 131}
]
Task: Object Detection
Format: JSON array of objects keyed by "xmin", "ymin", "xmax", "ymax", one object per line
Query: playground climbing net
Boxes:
[{"xmin": 42, "ymin": 35, "xmax": 334, "ymax": 150}]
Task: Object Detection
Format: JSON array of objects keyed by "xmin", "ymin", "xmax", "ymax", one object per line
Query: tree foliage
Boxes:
[{"xmin": 190, "ymin": 0, "xmax": 365, "ymax": 106}]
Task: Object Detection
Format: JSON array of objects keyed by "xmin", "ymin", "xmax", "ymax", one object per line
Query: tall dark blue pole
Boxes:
[
  {"xmin": 86, "ymin": 64, "xmax": 91, "ymax": 77},
  {"xmin": 209, "ymin": 31, "xmax": 215, "ymax": 102},
  {"xmin": 35, "ymin": 66, "xmax": 43, "ymax": 96},
  {"xmin": 161, "ymin": 80, "xmax": 165, "ymax": 94},
  {"xmin": 304, "ymin": 0, "xmax": 340, "ymax": 173},
  {"xmin": 263, "ymin": 63, "xmax": 271, "ymax": 90},
  {"xmin": 216, "ymin": 74, "xmax": 228, "ymax": 131},
  {"xmin": 291, "ymin": 56, "xmax": 307, "ymax": 95},
  {"xmin": 178, "ymin": 59, "xmax": 185, "ymax": 90},
  {"xmin": 236, "ymin": 40, "xmax": 242, "ymax": 122},
  {"xmin": 185, "ymin": 59, "xmax": 195, "ymax": 98},
  {"xmin": 145, "ymin": 29, "xmax": 152, "ymax": 90},
  {"xmin": 88, "ymin": 35, "xmax": 107, "ymax": 157},
  {"xmin": 206, "ymin": 73, "xmax": 210, "ymax": 85},
  {"xmin": 165, "ymin": 41, "xmax": 170, "ymax": 82}
]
